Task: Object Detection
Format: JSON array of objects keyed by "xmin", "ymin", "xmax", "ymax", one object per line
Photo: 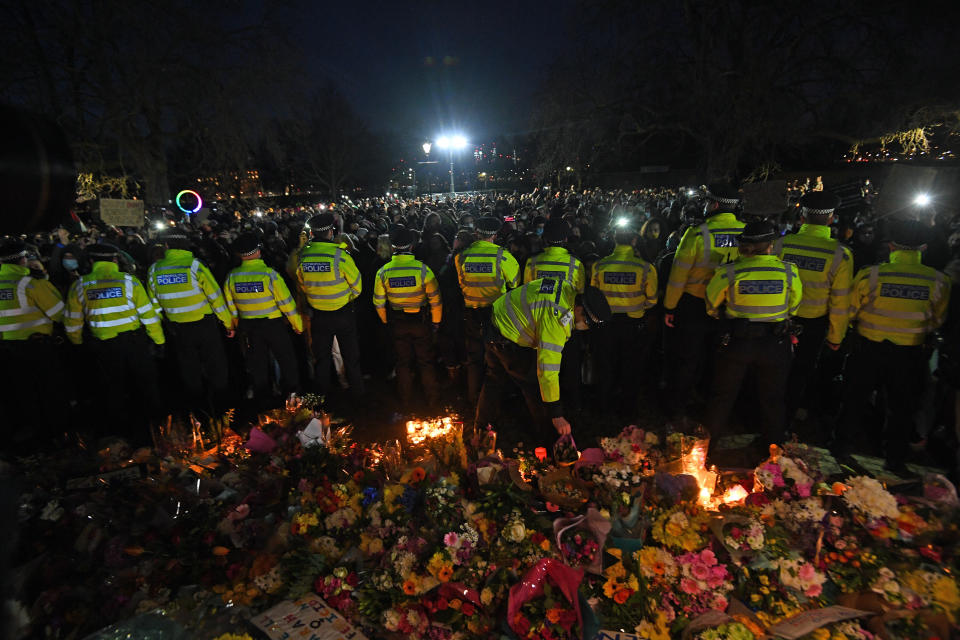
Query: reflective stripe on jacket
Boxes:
[
  {"xmin": 776, "ymin": 224, "xmax": 853, "ymax": 343},
  {"xmin": 706, "ymin": 255, "xmax": 802, "ymax": 322},
  {"xmin": 523, "ymin": 246, "xmax": 585, "ymax": 293},
  {"xmin": 850, "ymin": 250, "xmax": 950, "ymax": 346},
  {"xmin": 591, "ymin": 245, "xmax": 658, "ymax": 318},
  {"xmin": 665, "ymin": 212, "xmax": 745, "ymax": 308},
  {"xmin": 147, "ymin": 249, "xmax": 232, "ymax": 328},
  {"xmin": 0, "ymin": 263, "xmax": 64, "ymax": 340},
  {"xmin": 224, "ymin": 259, "xmax": 302, "ymax": 331},
  {"xmin": 455, "ymin": 240, "xmax": 520, "ymax": 308},
  {"xmin": 373, "ymin": 254, "xmax": 442, "ymax": 324},
  {"xmin": 65, "ymin": 261, "xmax": 164, "ymax": 345},
  {"xmin": 491, "ymin": 278, "xmax": 575, "ymax": 404},
  {"xmin": 296, "ymin": 241, "xmax": 361, "ymax": 311}
]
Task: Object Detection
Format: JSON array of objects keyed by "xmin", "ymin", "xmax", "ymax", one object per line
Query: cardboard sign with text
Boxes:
[
  {"xmin": 99, "ymin": 198, "xmax": 145, "ymax": 227},
  {"xmin": 251, "ymin": 594, "xmax": 367, "ymax": 640}
]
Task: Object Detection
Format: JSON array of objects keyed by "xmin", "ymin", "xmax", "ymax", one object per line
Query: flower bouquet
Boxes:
[
  {"xmin": 601, "ymin": 547, "xmax": 671, "ymax": 640},
  {"xmin": 507, "ymin": 558, "xmax": 597, "ymax": 640},
  {"xmin": 553, "ymin": 434, "xmax": 581, "ymax": 467},
  {"xmin": 552, "ymin": 507, "xmax": 610, "ymax": 574},
  {"xmin": 599, "ymin": 425, "xmax": 659, "ymax": 469}
]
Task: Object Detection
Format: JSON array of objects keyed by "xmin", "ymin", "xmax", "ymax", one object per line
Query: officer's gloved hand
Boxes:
[{"xmin": 152, "ymin": 343, "xmax": 166, "ymax": 360}]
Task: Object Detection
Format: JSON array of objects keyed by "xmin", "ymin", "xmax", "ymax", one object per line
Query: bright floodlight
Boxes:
[
  {"xmin": 153, "ymin": 221, "xmax": 165, "ymax": 230},
  {"xmin": 436, "ymin": 134, "xmax": 467, "ymax": 150},
  {"xmin": 422, "ymin": 141, "xmax": 432, "ymax": 155},
  {"xmin": 914, "ymin": 193, "xmax": 931, "ymax": 206},
  {"xmin": 616, "ymin": 217, "xmax": 629, "ymax": 228}
]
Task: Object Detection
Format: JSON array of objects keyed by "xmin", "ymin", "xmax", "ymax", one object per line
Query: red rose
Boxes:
[
  {"xmin": 461, "ymin": 602, "xmax": 475, "ymax": 616},
  {"xmin": 346, "ymin": 572, "xmax": 359, "ymax": 586},
  {"xmin": 436, "ymin": 597, "xmax": 448, "ymax": 611}
]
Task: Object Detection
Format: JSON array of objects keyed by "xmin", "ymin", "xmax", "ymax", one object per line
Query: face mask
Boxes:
[
  {"xmin": 536, "ymin": 228, "xmax": 544, "ymax": 236},
  {"xmin": 63, "ymin": 258, "xmax": 79, "ymax": 271}
]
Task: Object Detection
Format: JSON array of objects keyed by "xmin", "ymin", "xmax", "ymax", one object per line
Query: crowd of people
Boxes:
[{"xmin": 2, "ymin": 183, "xmax": 959, "ymax": 479}]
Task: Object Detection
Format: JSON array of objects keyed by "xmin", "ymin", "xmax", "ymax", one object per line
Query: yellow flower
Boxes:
[
  {"xmin": 759, "ymin": 575, "xmax": 769, "ymax": 586},
  {"xmin": 627, "ymin": 575, "xmax": 639, "ymax": 591},
  {"xmin": 811, "ymin": 629, "xmax": 830, "ymax": 640},
  {"xmin": 480, "ymin": 588, "xmax": 494, "ymax": 606},
  {"xmin": 603, "ymin": 579, "xmax": 620, "ymax": 598},
  {"xmin": 448, "ymin": 598, "xmax": 462, "ymax": 610},
  {"xmin": 605, "ymin": 562, "xmax": 626, "ymax": 580}
]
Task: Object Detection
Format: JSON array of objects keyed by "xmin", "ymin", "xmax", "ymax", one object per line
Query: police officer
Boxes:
[
  {"xmin": 776, "ymin": 191, "xmax": 853, "ymax": 432},
  {"xmin": 0, "ymin": 239, "xmax": 65, "ymax": 443},
  {"xmin": 591, "ymin": 221, "xmax": 659, "ymax": 420},
  {"xmin": 295, "ymin": 212, "xmax": 364, "ymax": 402},
  {"xmin": 454, "ymin": 216, "xmax": 521, "ymax": 404},
  {"xmin": 373, "ymin": 228, "xmax": 443, "ymax": 412},
  {"xmin": 474, "ymin": 278, "xmax": 611, "ymax": 444},
  {"xmin": 224, "ymin": 232, "xmax": 303, "ymax": 411},
  {"xmin": 836, "ymin": 219, "xmax": 951, "ymax": 473},
  {"xmin": 663, "ymin": 184, "xmax": 745, "ymax": 422},
  {"xmin": 703, "ymin": 221, "xmax": 802, "ymax": 461},
  {"xmin": 64, "ymin": 244, "xmax": 164, "ymax": 439},
  {"xmin": 523, "ymin": 218, "xmax": 586, "ymax": 291},
  {"xmin": 147, "ymin": 229, "xmax": 234, "ymax": 414}
]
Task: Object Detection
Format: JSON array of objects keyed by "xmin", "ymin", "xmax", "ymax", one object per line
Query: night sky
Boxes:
[{"xmin": 288, "ymin": 1, "xmax": 575, "ymax": 140}]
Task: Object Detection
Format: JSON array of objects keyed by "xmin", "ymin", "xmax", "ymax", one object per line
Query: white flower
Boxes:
[
  {"xmin": 383, "ymin": 609, "xmax": 401, "ymax": 631},
  {"xmin": 504, "ymin": 520, "xmax": 526, "ymax": 543},
  {"xmin": 843, "ymin": 476, "xmax": 900, "ymax": 520}
]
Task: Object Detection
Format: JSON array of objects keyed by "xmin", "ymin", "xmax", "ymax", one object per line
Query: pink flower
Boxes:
[
  {"xmin": 227, "ymin": 503, "xmax": 250, "ymax": 521},
  {"xmin": 805, "ymin": 583, "xmax": 822, "ymax": 597},
  {"xmin": 698, "ymin": 549, "xmax": 716, "ymax": 565},
  {"xmin": 443, "ymin": 532, "xmax": 459, "ymax": 547},
  {"xmin": 796, "ymin": 483, "xmax": 811, "ymax": 498},
  {"xmin": 690, "ymin": 563, "xmax": 711, "ymax": 581},
  {"xmin": 680, "ymin": 578, "xmax": 700, "ymax": 595},
  {"xmin": 797, "ymin": 563, "xmax": 817, "ymax": 582},
  {"xmin": 711, "ymin": 594, "xmax": 729, "ymax": 611}
]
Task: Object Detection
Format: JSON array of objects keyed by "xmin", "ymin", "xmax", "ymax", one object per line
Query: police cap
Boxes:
[
  {"xmin": 306, "ymin": 212, "xmax": 335, "ymax": 237},
  {"xmin": 158, "ymin": 228, "xmax": 190, "ymax": 245},
  {"xmin": 475, "ymin": 216, "xmax": 502, "ymax": 235},
  {"xmin": 234, "ymin": 232, "xmax": 261, "ymax": 257},
  {"xmin": 705, "ymin": 183, "xmax": 741, "ymax": 206},
  {"xmin": 542, "ymin": 218, "xmax": 570, "ymax": 244},
  {"xmin": 799, "ymin": 191, "xmax": 840, "ymax": 215},
  {"xmin": 740, "ymin": 220, "xmax": 777, "ymax": 243},
  {"xmin": 87, "ymin": 243, "xmax": 120, "ymax": 260},
  {"xmin": 887, "ymin": 218, "xmax": 926, "ymax": 249},
  {"xmin": 0, "ymin": 239, "xmax": 28, "ymax": 263},
  {"xmin": 579, "ymin": 285, "xmax": 612, "ymax": 329},
  {"xmin": 390, "ymin": 228, "xmax": 417, "ymax": 251}
]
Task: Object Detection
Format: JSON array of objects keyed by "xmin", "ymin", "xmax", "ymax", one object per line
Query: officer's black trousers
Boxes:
[
  {"xmin": 667, "ymin": 293, "xmax": 718, "ymax": 418},
  {"xmin": 704, "ymin": 332, "xmax": 792, "ymax": 450},
  {"xmin": 169, "ymin": 315, "xmax": 229, "ymax": 414},
  {"xmin": 389, "ymin": 313, "xmax": 439, "ymax": 410},
  {"xmin": 836, "ymin": 336, "xmax": 926, "ymax": 467},
  {"xmin": 474, "ymin": 340, "xmax": 550, "ymax": 444},
  {"xmin": 785, "ymin": 315, "xmax": 829, "ymax": 419},
  {"xmin": 560, "ymin": 331, "xmax": 584, "ymax": 420},
  {"xmin": 464, "ymin": 307, "xmax": 492, "ymax": 405},
  {"xmin": 310, "ymin": 300, "xmax": 364, "ymax": 399},
  {"xmin": 595, "ymin": 314, "xmax": 647, "ymax": 419},
  {"xmin": 90, "ymin": 329, "xmax": 161, "ymax": 439},
  {"xmin": 0, "ymin": 336, "xmax": 64, "ymax": 447},
  {"xmin": 239, "ymin": 317, "xmax": 300, "ymax": 404}
]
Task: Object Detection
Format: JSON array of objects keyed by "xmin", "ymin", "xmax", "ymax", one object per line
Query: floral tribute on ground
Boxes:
[{"xmin": 12, "ymin": 406, "xmax": 960, "ymax": 640}]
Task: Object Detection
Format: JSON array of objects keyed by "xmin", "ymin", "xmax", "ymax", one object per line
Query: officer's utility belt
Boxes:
[{"xmin": 728, "ymin": 318, "xmax": 790, "ymax": 339}]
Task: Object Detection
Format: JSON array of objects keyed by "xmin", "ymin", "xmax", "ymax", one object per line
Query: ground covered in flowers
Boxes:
[{"xmin": 12, "ymin": 405, "xmax": 960, "ymax": 640}]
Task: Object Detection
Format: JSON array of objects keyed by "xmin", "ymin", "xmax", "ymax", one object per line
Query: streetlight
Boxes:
[{"xmin": 435, "ymin": 134, "xmax": 468, "ymax": 194}]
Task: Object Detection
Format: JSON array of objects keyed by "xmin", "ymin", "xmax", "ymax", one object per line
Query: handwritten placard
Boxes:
[
  {"xmin": 251, "ymin": 594, "xmax": 368, "ymax": 640},
  {"xmin": 99, "ymin": 198, "xmax": 145, "ymax": 227},
  {"xmin": 768, "ymin": 606, "xmax": 872, "ymax": 639}
]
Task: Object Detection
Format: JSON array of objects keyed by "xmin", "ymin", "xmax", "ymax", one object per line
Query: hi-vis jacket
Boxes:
[
  {"xmin": 849, "ymin": 250, "xmax": 950, "ymax": 346},
  {"xmin": 373, "ymin": 254, "xmax": 442, "ymax": 324},
  {"xmin": 705, "ymin": 255, "xmax": 803, "ymax": 322},
  {"xmin": 523, "ymin": 246, "xmax": 585, "ymax": 294},
  {"xmin": 65, "ymin": 261, "xmax": 164, "ymax": 344},
  {"xmin": 455, "ymin": 240, "xmax": 520, "ymax": 308},
  {"xmin": 295, "ymin": 241, "xmax": 362, "ymax": 311},
  {"xmin": 224, "ymin": 259, "xmax": 302, "ymax": 332},
  {"xmin": 776, "ymin": 224, "xmax": 853, "ymax": 344},
  {"xmin": 665, "ymin": 212, "xmax": 745, "ymax": 309},
  {"xmin": 147, "ymin": 249, "xmax": 232, "ymax": 328},
  {"xmin": 0, "ymin": 263, "xmax": 64, "ymax": 340},
  {"xmin": 491, "ymin": 278, "xmax": 575, "ymax": 410},
  {"xmin": 590, "ymin": 245, "xmax": 658, "ymax": 318}
]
